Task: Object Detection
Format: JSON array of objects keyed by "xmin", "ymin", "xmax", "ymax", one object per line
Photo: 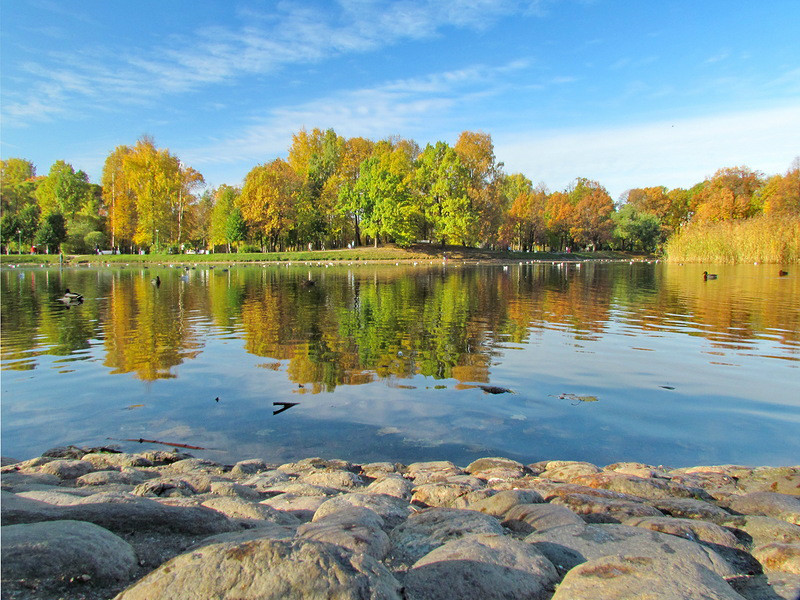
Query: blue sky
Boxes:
[{"xmin": 2, "ymin": 0, "xmax": 798, "ymax": 200}]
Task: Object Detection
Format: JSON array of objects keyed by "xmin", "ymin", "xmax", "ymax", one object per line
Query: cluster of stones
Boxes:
[{"xmin": 1, "ymin": 449, "xmax": 799, "ymax": 600}]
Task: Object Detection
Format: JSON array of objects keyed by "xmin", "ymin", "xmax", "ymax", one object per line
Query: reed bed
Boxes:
[{"xmin": 665, "ymin": 215, "xmax": 800, "ymax": 263}]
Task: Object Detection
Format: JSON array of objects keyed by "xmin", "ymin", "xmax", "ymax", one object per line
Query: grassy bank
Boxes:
[
  {"xmin": 665, "ymin": 215, "xmax": 800, "ymax": 264},
  {"xmin": 1, "ymin": 244, "xmax": 648, "ymax": 266}
]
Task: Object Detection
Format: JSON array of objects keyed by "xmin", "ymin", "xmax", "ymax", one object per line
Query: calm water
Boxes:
[{"xmin": 1, "ymin": 261, "xmax": 798, "ymax": 467}]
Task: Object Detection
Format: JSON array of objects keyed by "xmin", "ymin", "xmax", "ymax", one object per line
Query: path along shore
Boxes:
[{"xmin": 2, "ymin": 448, "xmax": 799, "ymax": 599}]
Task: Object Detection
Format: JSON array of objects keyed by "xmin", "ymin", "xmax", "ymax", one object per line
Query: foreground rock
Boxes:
[{"xmin": 1, "ymin": 450, "xmax": 799, "ymax": 600}]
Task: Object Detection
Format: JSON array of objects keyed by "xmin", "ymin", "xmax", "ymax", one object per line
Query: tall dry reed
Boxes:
[{"xmin": 665, "ymin": 215, "xmax": 800, "ymax": 263}]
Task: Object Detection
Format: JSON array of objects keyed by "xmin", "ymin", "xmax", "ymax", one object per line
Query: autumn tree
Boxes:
[
  {"xmin": 545, "ymin": 191, "xmax": 573, "ymax": 250},
  {"xmin": 505, "ymin": 178, "xmax": 548, "ymax": 251},
  {"xmin": 566, "ymin": 178, "xmax": 615, "ymax": 249},
  {"xmin": 0, "ymin": 158, "xmax": 37, "ymax": 215},
  {"xmin": 239, "ymin": 159, "xmax": 304, "ymax": 251},
  {"xmin": 692, "ymin": 166, "xmax": 764, "ymax": 222},
  {"xmin": 454, "ymin": 131, "xmax": 504, "ymax": 246},
  {"xmin": 759, "ymin": 159, "xmax": 800, "ymax": 216}
]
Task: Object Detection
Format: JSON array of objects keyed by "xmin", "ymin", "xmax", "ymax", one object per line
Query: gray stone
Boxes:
[
  {"xmin": 39, "ymin": 458, "xmax": 95, "ymax": 479},
  {"xmin": 133, "ymin": 477, "xmax": 198, "ymax": 497},
  {"xmin": 297, "ymin": 518, "xmax": 391, "ymax": 559},
  {"xmin": 301, "ymin": 469, "xmax": 365, "ymax": 489},
  {"xmin": 210, "ymin": 480, "xmax": 262, "ymax": 500},
  {"xmin": 737, "ymin": 467, "xmax": 800, "ymax": 495},
  {"xmin": 260, "ymin": 493, "xmax": 328, "ymax": 521},
  {"xmin": 166, "ymin": 457, "xmax": 224, "ymax": 474},
  {"xmin": 722, "ymin": 515, "xmax": 800, "ymax": 548},
  {"xmin": 550, "ymin": 493, "xmax": 663, "ymax": 523},
  {"xmin": 388, "ymin": 507, "xmax": 504, "ymax": 567},
  {"xmin": 404, "ymin": 533, "xmax": 558, "ymax": 600},
  {"xmin": 753, "ymin": 543, "xmax": 800, "ymax": 574},
  {"xmin": 243, "ymin": 469, "xmax": 292, "ymax": 491},
  {"xmin": 274, "ymin": 481, "xmax": 342, "ymax": 496},
  {"xmin": 230, "ymin": 458, "xmax": 273, "ymax": 476},
  {"xmin": 572, "ymin": 472, "xmax": 710, "ymax": 500},
  {"xmin": 464, "ymin": 457, "xmax": 529, "ymax": 481},
  {"xmin": 728, "ymin": 492, "xmax": 800, "ymax": 524},
  {"xmin": 524, "ymin": 480, "xmax": 647, "ymax": 503},
  {"xmin": 406, "ymin": 461, "xmax": 464, "ymax": 484},
  {"xmin": 467, "ymin": 489, "xmax": 544, "ymax": 517},
  {"xmin": 315, "ymin": 492, "xmax": 414, "ymax": 530},
  {"xmin": 77, "ymin": 469, "xmax": 146, "ymax": 486},
  {"xmin": 1, "ymin": 456, "xmax": 21, "ymax": 466},
  {"xmin": 551, "ymin": 553, "xmax": 746, "ymax": 600},
  {"xmin": 366, "ymin": 475, "xmax": 414, "ymax": 499},
  {"xmin": 189, "ymin": 524, "xmax": 297, "ymax": 549},
  {"xmin": 114, "ymin": 538, "xmax": 401, "ymax": 600},
  {"xmin": 649, "ymin": 496, "xmax": 731, "ymax": 522},
  {"xmin": 541, "ymin": 461, "xmax": 601, "ymax": 482},
  {"xmin": 17, "ymin": 488, "xmax": 94, "ymax": 505},
  {"xmin": 81, "ymin": 452, "xmax": 153, "ymax": 469},
  {"xmin": 202, "ymin": 496, "xmax": 301, "ymax": 525},
  {"xmin": 624, "ymin": 516, "xmax": 741, "ymax": 547},
  {"xmin": 604, "ymin": 462, "xmax": 667, "ymax": 479},
  {"xmin": 311, "ymin": 505, "xmax": 386, "ymax": 531},
  {"xmin": 502, "ymin": 503, "xmax": 585, "ymax": 534},
  {"xmin": 1, "ymin": 519, "xmax": 137, "ymax": 584},
  {"xmin": 362, "ymin": 462, "xmax": 403, "ymax": 477},
  {"xmin": 412, "ymin": 482, "xmax": 479, "ymax": 507},
  {"xmin": 2, "ymin": 489, "xmax": 237, "ymax": 535},
  {"xmin": 277, "ymin": 457, "xmax": 357, "ymax": 475},
  {"xmin": 525, "ymin": 523, "xmax": 739, "ymax": 578}
]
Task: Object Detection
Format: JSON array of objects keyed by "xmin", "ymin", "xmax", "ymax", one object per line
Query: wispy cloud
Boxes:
[
  {"xmin": 1, "ymin": 1, "xmax": 526, "ymax": 127},
  {"xmin": 495, "ymin": 104, "xmax": 800, "ymax": 199},
  {"xmin": 182, "ymin": 60, "xmax": 530, "ymax": 169}
]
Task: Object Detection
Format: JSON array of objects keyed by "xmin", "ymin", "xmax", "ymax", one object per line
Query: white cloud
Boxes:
[{"xmin": 495, "ymin": 104, "xmax": 800, "ymax": 199}]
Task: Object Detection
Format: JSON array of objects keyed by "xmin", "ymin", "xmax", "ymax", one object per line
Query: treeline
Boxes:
[{"xmin": 1, "ymin": 129, "xmax": 798, "ymax": 256}]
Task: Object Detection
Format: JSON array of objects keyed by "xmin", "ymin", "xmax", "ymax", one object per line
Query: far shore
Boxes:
[{"xmin": 1, "ymin": 244, "xmax": 654, "ymax": 267}]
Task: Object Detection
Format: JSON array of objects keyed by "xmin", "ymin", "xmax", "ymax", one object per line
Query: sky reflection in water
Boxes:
[{"xmin": 1, "ymin": 261, "xmax": 798, "ymax": 467}]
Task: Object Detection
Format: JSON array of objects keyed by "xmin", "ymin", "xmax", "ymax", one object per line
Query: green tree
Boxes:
[
  {"xmin": 35, "ymin": 161, "xmax": 92, "ymax": 221},
  {"xmin": 225, "ymin": 207, "xmax": 248, "ymax": 252},
  {"xmin": 613, "ymin": 204, "xmax": 663, "ymax": 252},
  {"xmin": 209, "ymin": 185, "xmax": 240, "ymax": 251},
  {"xmin": 0, "ymin": 158, "xmax": 37, "ymax": 214},
  {"xmin": 35, "ymin": 212, "xmax": 67, "ymax": 254}
]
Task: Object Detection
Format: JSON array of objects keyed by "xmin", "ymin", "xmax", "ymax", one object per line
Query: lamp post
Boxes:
[
  {"xmin": 17, "ymin": 229, "xmax": 21, "ymax": 255},
  {"xmin": 155, "ymin": 229, "xmax": 159, "ymax": 254}
]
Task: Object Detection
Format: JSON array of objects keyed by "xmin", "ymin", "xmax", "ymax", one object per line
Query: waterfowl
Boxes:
[
  {"xmin": 61, "ymin": 289, "xmax": 83, "ymax": 301},
  {"xmin": 703, "ymin": 271, "xmax": 717, "ymax": 281},
  {"xmin": 151, "ymin": 275, "xmax": 161, "ymax": 287},
  {"xmin": 779, "ymin": 270, "xmax": 789, "ymax": 276}
]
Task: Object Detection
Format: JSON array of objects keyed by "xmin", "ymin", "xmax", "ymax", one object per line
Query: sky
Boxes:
[{"xmin": 1, "ymin": 0, "xmax": 798, "ymax": 200}]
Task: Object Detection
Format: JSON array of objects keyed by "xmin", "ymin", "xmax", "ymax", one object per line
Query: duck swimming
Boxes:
[
  {"xmin": 779, "ymin": 270, "xmax": 789, "ymax": 276},
  {"xmin": 703, "ymin": 271, "xmax": 717, "ymax": 281},
  {"xmin": 58, "ymin": 289, "xmax": 84, "ymax": 304},
  {"xmin": 151, "ymin": 275, "xmax": 161, "ymax": 287}
]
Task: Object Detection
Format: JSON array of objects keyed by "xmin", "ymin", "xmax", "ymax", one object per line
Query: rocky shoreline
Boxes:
[{"xmin": 1, "ymin": 448, "xmax": 799, "ymax": 599}]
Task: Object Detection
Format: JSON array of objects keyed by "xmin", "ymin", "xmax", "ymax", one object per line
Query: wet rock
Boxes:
[
  {"xmin": 202, "ymin": 496, "xmax": 301, "ymax": 526},
  {"xmin": 649, "ymin": 496, "xmax": 732, "ymax": 522},
  {"xmin": 277, "ymin": 457, "xmax": 358, "ymax": 475},
  {"xmin": 550, "ymin": 493, "xmax": 663, "ymax": 523},
  {"xmin": 167, "ymin": 457, "xmax": 225, "ymax": 474},
  {"xmin": 133, "ymin": 477, "xmax": 198, "ymax": 497},
  {"xmin": 366, "ymin": 475, "xmax": 414, "ymax": 499},
  {"xmin": 1, "ymin": 519, "xmax": 137, "ymax": 584},
  {"xmin": 572, "ymin": 472, "xmax": 710, "ymax": 500},
  {"xmin": 502, "ymin": 503, "xmax": 585, "ymax": 534},
  {"xmin": 753, "ymin": 543, "xmax": 800, "ymax": 574},
  {"xmin": 40, "ymin": 458, "xmax": 95, "ymax": 479},
  {"xmin": 525, "ymin": 523, "xmax": 739, "ymax": 578},
  {"xmin": 728, "ymin": 492, "xmax": 800, "ymax": 524},
  {"xmin": 388, "ymin": 507, "xmax": 504, "ymax": 567},
  {"xmin": 404, "ymin": 533, "xmax": 558, "ymax": 600},
  {"xmin": 314, "ymin": 492, "xmax": 414, "ymax": 530},
  {"xmin": 467, "ymin": 489, "xmax": 544, "ymax": 517},
  {"xmin": 139, "ymin": 450, "xmax": 193, "ymax": 465},
  {"xmin": 114, "ymin": 538, "xmax": 401, "ymax": 600},
  {"xmin": 210, "ymin": 480, "xmax": 262, "ymax": 500},
  {"xmin": 260, "ymin": 493, "xmax": 328, "ymax": 521},
  {"xmin": 604, "ymin": 462, "xmax": 668, "ymax": 479},
  {"xmin": 298, "ymin": 507, "xmax": 391, "ymax": 559},
  {"xmin": 550, "ymin": 553, "xmax": 745, "ymax": 600}
]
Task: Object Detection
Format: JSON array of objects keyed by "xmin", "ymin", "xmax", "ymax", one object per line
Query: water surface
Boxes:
[{"xmin": 2, "ymin": 261, "xmax": 797, "ymax": 467}]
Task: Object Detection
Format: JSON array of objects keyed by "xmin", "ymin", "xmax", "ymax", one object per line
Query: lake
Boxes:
[{"xmin": 1, "ymin": 260, "xmax": 798, "ymax": 468}]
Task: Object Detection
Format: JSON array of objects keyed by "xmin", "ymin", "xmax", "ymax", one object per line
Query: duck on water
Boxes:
[
  {"xmin": 58, "ymin": 289, "xmax": 83, "ymax": 304},
  {"xmin": 703, "ymin": 271, "xmax": 718, "ymax": 281}
]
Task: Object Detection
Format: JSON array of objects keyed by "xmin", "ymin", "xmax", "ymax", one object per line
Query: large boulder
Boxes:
[
  {"xmin": 114, "ymin": 538, "xmax": 401, "ymax": 600},
  {"xmin": 2, "ymin": 519, "xmax": 137, "ymax": 584},
  {"xmin": 404, "ymin": 533, "xmax": 557, "ymax": 600},
  {"xmin": 728, "ymin": 492, "xmax": 800, "ymax": 525},
  {"xmin": 551, "ymin": 553, "xmax": 745, "ymax": 600},
  {"xmin": 525, "ymin": 523, "xmax": 738, "ymax": 578},
  {"xmin": 388, "ymin": 508, "xmax": 504, "ymax": 567},
  {"xmin": 314, "ymin": 492, "xmax": 414, "ymax": 530}
]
